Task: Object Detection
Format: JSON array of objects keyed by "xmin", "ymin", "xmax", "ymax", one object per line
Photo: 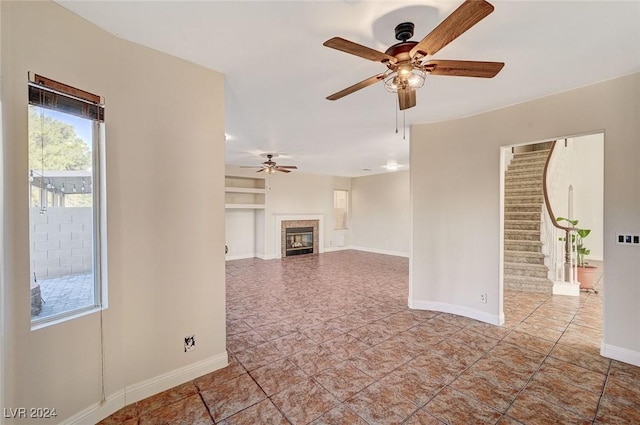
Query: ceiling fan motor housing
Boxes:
[{"xmin": 394, "ymin": 22, "xmax": 415, "ymax": 41}]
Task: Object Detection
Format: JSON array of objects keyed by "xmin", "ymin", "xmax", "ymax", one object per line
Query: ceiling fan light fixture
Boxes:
[{"xmin": 383, "ymin": 69, "xmax": 426, "ymax": 93}]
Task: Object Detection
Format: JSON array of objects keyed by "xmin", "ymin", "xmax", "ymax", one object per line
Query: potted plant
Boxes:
[{"xmin": 557, "ymin": 217, "xmax": 599, "ymax": 290}]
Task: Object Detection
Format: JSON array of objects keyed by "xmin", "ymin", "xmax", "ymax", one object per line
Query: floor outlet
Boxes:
[{"xmin": 184, "ymin": 335, "xmax": 196, "ymax": 352}]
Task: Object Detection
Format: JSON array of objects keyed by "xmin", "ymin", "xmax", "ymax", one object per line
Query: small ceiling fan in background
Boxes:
[
  {"xmin": 241, "ymin": 154, "xmax": 298, "ymax": 174},
  {"xmin": 323, "ymin": 0, "xmax": 504, "ymax": 110}
]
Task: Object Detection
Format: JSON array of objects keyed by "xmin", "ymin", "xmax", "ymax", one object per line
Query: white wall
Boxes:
[
  {"xmin": 572, "ymin": 134, "xmax": 604, "ymax": 261},
  {"xmin": 549, "ymin": 135, "xmax": 604, "ymax": 262},
  {"xmin": 225, "ymin": 209, "xmax": 258, "ymax": 259},
  {"xmin": 411, "ymin": 73, "xmax": 640, "ymax": 365},
  {"xmin": 351, "ymin": 170, "xmax": 410, "ymax": 257},
  {"xmin": 1, "ymin": 1, "xmax": 226, "ymax": 423}
]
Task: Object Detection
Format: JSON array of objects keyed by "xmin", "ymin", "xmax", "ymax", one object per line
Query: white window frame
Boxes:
[
  {"xmin": 28, "ymin": 77, "xmax": 107, "ymax": 328},
  {"xmin": 333, "ymin": 189, "xmax": 349, "ymax": 230}
]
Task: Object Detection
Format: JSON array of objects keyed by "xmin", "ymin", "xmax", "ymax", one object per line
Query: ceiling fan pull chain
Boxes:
[
  {"xmin": 395, "ymin": 98, "xmax": 399, "ymax": 134},
  {"xmin": 403, "ymin": 110, "xmax": 406, "ymax": 140}
]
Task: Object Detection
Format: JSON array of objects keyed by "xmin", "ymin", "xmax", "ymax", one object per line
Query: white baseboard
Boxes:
[
  {"xmin": 60, "ymin": 389, "xmax": 125, "ymax": 425},
  {"xmin": 125, "ymin": 351, "xmax": 228, "ymax": 404},
  {"xmin": 226, "ymin": 248, "xmax": 408, "ymax": 260},
  {"xmin": 349, "ymin": 246, "xmax": 410, "ymax": 258},
  {"xmin": 324, "ymin": 246, "xmax": 349, "ymax": 253},
  {"xmin": 601, "ymin": 342, "xmax": 640, "ymax": 367},
  {"xmin": 225, "ymin": 253, "xmax": 257, "ymax": 261},
  {"xmin": 62, "ymin": 352, "xmax": 228, "ymax": 425},
  {"xmin": 408, "ymin": 298, "xmax": 504, "ymax": 326},
  {"xmin": 552, "ymin": 280, "xmax": 580, "ymax": 296}
]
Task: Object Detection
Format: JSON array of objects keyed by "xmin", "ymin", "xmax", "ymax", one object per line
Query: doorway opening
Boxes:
[{"xmin": 499, "ymin": 133, "xmax": 604, "ymax": 348}]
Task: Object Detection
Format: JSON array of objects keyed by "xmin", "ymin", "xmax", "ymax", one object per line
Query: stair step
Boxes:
[
  {"xmin": 505, "ymin": 173, "xmax": 545, "ymax": 184},
  {"xmin": 504, "ymin": 262, "xmax": 549, "ymax": 278},
  {"xmin": 504, "ymin": 250, "xmax": 545, "ymax": 265},
  {"xmin": 505, "ymin": 220, "xmax": 541, "ymax": 231},
  {"xmin": 505, "ymin": 186, "xmax": 543, "ymax": 195},
  {"xmin": 505, "ymin": 229, "xmax": 541, "ymax": 241},
  {"xmin": 504, "ymin": 195, "xmax": 544, "ymax": 204},
  {"xmin": 505, "ymin": 181, "xmax": 543, "ymax": 190},
  {"xmin": 504, "ymin": 275, "xmax": 553, "ymax": 294},
  {"xmin": 504, "ymin": 240, "xmax": 543, "ymax": 252},
  {"xmin": 504, "ymin": 149, "xmax": 550, "ymax": 290},
  {"xmin": 505, "ymin": 213, "xmax": 542, "ymax": 223},
  {"xmin": 508, "ymin": 166, "xmax": 547, "ymax": 174},
  {"xmin": 505, "ymin": 204, "xmax": 543, "ymax": 213},
  {"xmin": 512, "ymin": 150, "xmax": 551, "ymax": 160}
]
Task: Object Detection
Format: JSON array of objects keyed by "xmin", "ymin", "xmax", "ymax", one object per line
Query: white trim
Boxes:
[
  {"xmin": 124, "ymin": 351, "xmax": 228, "ymax": 404},
  {"xmin": 273, "ymin": 214, "xmax": 324, "ymax": 259},
  {"xmin": 324, "ymin": 246, "xmax": 350, "ymax": 253},
  {"xmin": 552, "ymin": 280, "xmax": 580, "ymax": 296},
  {"xmin": 61, "ymin": 352, "xmax": 228, "ymax": 425},
  {"xmin": 349, "ymin": 245, "xmax": 410, "ymax": 258},
  {"xmin": 60, "ymin": 389, "xmax": 125, "ymax": 425},
  {"xmin": 408, "ymin": 298, "xmax": 505, "ymax": 326},
  {"xmin": 225, "ymin": 253, "xmax": 257, "ymax": 261},
  {"xmin": 601, "ymin": 343, "xmax": 640, "ymax": 367}
]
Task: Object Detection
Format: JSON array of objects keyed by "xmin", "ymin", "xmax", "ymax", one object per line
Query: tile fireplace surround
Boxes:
[
  {"xmin": 281, "ymin": 220, "xmax": 319, "ymax": 258},
  {"xmin": 274, "ymin": 214, "xmax": 324, "ymax": 259}
]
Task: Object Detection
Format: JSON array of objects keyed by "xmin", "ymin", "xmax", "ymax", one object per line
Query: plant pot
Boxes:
[{"xmin": 577, "ymin": 265, "xmax": 599, "ymax": 290}]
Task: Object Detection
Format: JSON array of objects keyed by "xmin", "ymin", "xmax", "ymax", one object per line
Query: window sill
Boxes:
[{"xmin": 31, "ymin": 305, "xmax": 106, "ymax": 331}]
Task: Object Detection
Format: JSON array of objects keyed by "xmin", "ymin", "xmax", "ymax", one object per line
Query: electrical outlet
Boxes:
[
  {"xmin": 480, "ymin": 293, "xmax": 487, "ymax": 304},
  {"xmin": 184, "ymin": 335, "xmax": 196, "ymax": 352}
]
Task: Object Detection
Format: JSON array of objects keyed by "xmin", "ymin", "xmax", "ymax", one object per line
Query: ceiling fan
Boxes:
[
  {"xmin": 323, "ymin": 0, "xmax": 504, "ymax": 110},
  {"xmin": 241, "ymin": 154, "xmax": 298, "ymax": 174}
]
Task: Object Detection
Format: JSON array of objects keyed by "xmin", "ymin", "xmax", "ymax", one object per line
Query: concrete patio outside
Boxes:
[{"xmin": 33, "ymin": 272, "xmax": 94, "ymax": 319}]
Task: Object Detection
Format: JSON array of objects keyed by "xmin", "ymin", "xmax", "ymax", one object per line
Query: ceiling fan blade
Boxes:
[
  {"xmin": 327, "ymin": 73, "xmax": 386, "ymax": 101},
  {"xmin": 426, "ymin": 60, "xmax": 504, "ymax": 78},
  {"xmin": 323, "ymin": 37, "xmax": 397, "ymax": 64},
  {"xmin": 398, "ymin": 88, "xmax": 416, "ymax": 111},
  {"xmin": 240, "ymin": 166, "xmax": 262, "ymax": 168},
  {"xmin": 275, "ymin": 168, "xmax": 291, "ymax": 173},
  {"xmin": 256, "ymin": 168, "xmax": 265, "ymax": 173},
  {"xmin": 276, "ymin": 165, "xmax": 298, "ymax": 169},
  {"xmin": 410, "ymin": 0, "xmax": 494, "ymax": 59}
]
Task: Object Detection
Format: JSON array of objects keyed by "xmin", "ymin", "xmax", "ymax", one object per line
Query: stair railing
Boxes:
[{"xmin": 542, "ymin": 140, "xmax": 575, "ymax": 282}]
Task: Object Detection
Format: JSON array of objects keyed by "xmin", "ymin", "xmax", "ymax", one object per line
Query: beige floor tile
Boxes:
[
  {"xmin": 270, "ymin": 378, "xmax": 339, "ymax": 425},
  {"xmin": 100, "ymin": 251, "xmax": 639, "ymax": 425}
]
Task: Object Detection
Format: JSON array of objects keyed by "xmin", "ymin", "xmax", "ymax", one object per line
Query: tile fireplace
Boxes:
[
  {"xmin": 285, "ymin": 227, "xmax": 314, "ymax": 256},
  {"xmin": 280, "ymin": 219, "xmax": 319, "ymax": 258}
]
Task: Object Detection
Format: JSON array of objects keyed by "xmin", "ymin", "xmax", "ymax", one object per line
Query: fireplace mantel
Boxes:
[{"xmin": 273, "ymin": 214, "xmax": 324, "ymax": 259}]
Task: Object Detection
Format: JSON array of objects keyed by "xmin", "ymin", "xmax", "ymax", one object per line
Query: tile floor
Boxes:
[{"xmin": 100, "ymin": 251, "xmax": 640, "ymax": 425}]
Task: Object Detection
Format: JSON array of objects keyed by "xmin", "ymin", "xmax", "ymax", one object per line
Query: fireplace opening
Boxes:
[{"xmin": 285, "ymin": 227, "xmax": 314, "ymax": 256}]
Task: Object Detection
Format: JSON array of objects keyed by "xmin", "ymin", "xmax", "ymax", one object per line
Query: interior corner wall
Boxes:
[
  {"xmin": 0, "ymin": 1, "xmax": 5, "ymax": 419},
  {"xmin": 1, "ymin": 1, "xmax": 226, "ymax": 423},
  {"xmin": 350, "ymin": 170, "xmax": 410, "ymax": 257},
  {"xmin": 410, "ymin": 73, "xmax": 640, "ymax": 364}
]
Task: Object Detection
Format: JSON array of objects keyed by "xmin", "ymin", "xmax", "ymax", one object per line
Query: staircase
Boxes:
[{"xmin": 504, "ymin": 148, "xmax": 553, "ymax": 293}]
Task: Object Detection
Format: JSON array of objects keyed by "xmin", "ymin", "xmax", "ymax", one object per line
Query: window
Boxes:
[
  {"xmin": 28, "ymin": 75, "xmax": 105, "ymax": 324},
  {"xmin": 334, "ymin": 189, "xmax": 348, "ymax": 230}
]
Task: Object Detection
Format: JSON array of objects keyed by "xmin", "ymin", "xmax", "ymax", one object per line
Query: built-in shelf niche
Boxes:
[{"xmin": 225, "ymin": 175, "xmax": 266, "ymax": 209}]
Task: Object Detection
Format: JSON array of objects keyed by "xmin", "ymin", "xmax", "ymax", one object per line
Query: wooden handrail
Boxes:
[
  {"xmin": 542, "ymin": 140, "xmax": 573, "ymax": 232},
  {"xmin": 542, "ymin": 139, "xmax": 575, "ymax": 282}
]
